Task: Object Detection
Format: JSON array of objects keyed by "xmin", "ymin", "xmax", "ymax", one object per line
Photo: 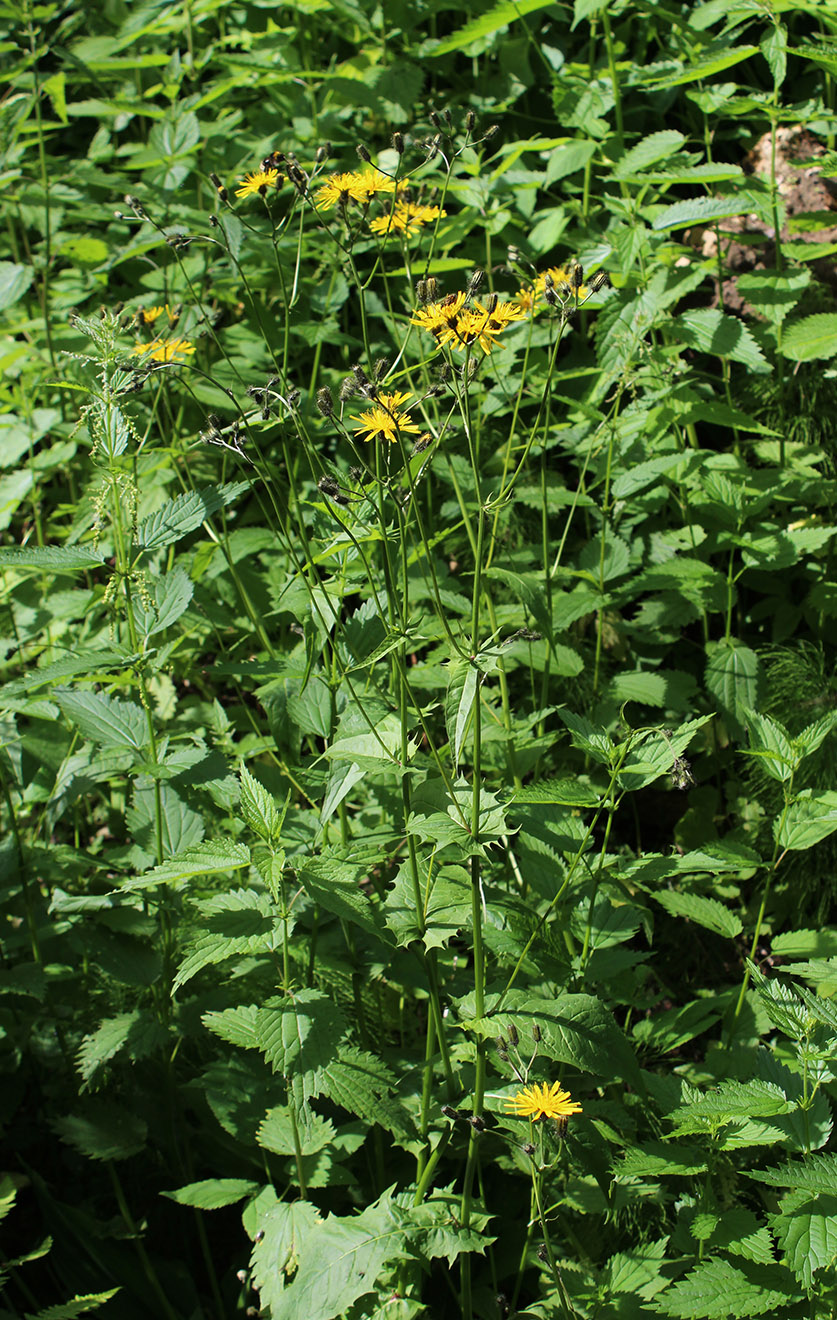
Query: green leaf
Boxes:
[
  {"xmin": 770, "ymin": 1190, "xmax": 837, "ymax": 1289},
  {"xmin": 248, "ymin": 1191, "xmax": 320, "ymax": 1313},
  {"xmin": 258, "ymin": 1105, "xmax": 334, "ymax": 1157},
  {"xmin": 545, "ymin": 139, "xmax": 597, "ymax": 184},
  {"xmin": 748, "ymin": 1153, "xmax": 837, "ymax": 1193},
  {"xmin": 654, "ymin": 890, "xmax": 742, "ymax": 939},
  {"xmin": 653, "ymin": 193, "xmax": 765, "ymax": 230},
  {"xmin": 705, "ymin": 641, "xmax": 761, "ymax": 741},
  {"xmin": 735, "ymin": 269, "xmax": 809, "ymax": 325},
  {"xmin": 162, "ymin": 1179, "xmax": 259, "ymax": 1209},
  {"xmin": 121, "ymin": 840, "xmax": 250, "ymax": 891},
  {"xmin": 744, "ymin": 709, "xmax": 797, "ymax": 781},
  {"xmin": 57, "ymin": 690, "xmax": 149, "ymax": 751},
  {"xmin": 617, "ymin": 1142, "xmax": 707, "ymax": 1177},
  {"xmin": 430, "ymin": 0, "xmax": 556, "ymax": 55},
  {"xmin": 642, "ymin": 44, "xmax": 761, "ymax": 88},
  {"xmin": 76, "ymin": 1011, "xmax": 167, "ymax": 1083},
  {"xmin": 239, "ymin": 764, "xmax": 283, "ymax": 843},
  {"xmin": 321, "ymin": 1046, "xmax": 417, "ymax": 1147},
  {"xmin": 653, "ymin": 1257, "xmax": 800, "ymax": 1317},
  {"xmin": 777, "ymin": 792, "xmax": 837, "ymax": 851},
  {"xmin": 296, "ymin": 854, "xmax": 391, "ymax": 942},
  {"xmin": 136, "ymin": 482, "xmax": 248, "ymax": 550},
  {"xmin": 0, "ymin": 544, "xmax": 105, "ymax": 572},
  {"xmin": 0, "ymin": 261, "xmax": 33, "ymax": 311},
  {"xmin": 173, "ymin": 890, "xmax": 281, "ymax": 991},
  {"xmin": 613, "ymin": 130, "xmax": 686, "ymax": 177},
  {"xmin": 676, "ymin": 308, "xmax": 770, "ymax": 372},
  {"xmin": 782, "ymin": 313, "xmax": 837, "ymax": 362},
  {"xmin": 255, "ymin": 1192, "xmax": 406, "ymax": 1320},
  {"xmin": 52, "ymin": 1102, "xmax": 147, "ymax": 1162},
  {"xmin": 445, "ymin": 657, "xmax": 478, "ymax": 770},
  {"xmin": 384, "ymin": 861, "xmax": 471, "ymax": 951},
  {"xmin": 669, "ymin": 1080, "xmax": 792, "ymax": 1132},
  {"xmin": 508, "ymin": 777, "xmax": 600, "ymax": 808},
  {"xmin": 25, "ymin": 1291, "xmax": 121, "ymax": 1320},
  {"xmin": 470, "ymin": 993, "xmax": 641, "ymax": 1085},
  {"xmin": 701, "ymin": 1209, "xmax": 775, "ymax": 1266},
  {"xmin": 771, "ymin": 929, "xmax": 837, "ymax": 959}
]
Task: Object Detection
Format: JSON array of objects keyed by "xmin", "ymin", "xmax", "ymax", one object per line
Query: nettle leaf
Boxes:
[
  {"xmin": 776, "ymin": 792, "xmax": 837, "ymax": 852},
  {"xmin": 632, "ymin": 997, "xmax": 722, "ymax": 1054},
  {"xmin": 239, "ymin": 764, "xmax": 283, "ymax": 843},
  {"xmin": 617, "ymin": 1142, "xmax": 707, "ymax": 1178},
  {"xmin": 618, "ymin": 717, "xmax": 711, "ymax": 792},
  {"xmin": 652, "ymin": 1257, "xmax": 800, "ymax": 1317},
  {"xmin": 641, "ymin": 43, "xmax": 761, "ymax": 89},
  {"xmin": 256, "ymin": 991, "xmax": 347, "ymax": 1093},
  {"xmin": 796, "ymin": 710, "xmax": 837, "ymax": 757},
  {"xmin": 702, "ymin": 1209, "xmax": 775, "ymax": 1265},
  {"xmin": 321, "ymin": 1045, "xmax": 417, "ymax": 1147},
  {"xmin": 669, "ymin": 1080, "xmax": 792, "ymax": 1133},
  {"xmin": 508, "ymin": 777, "xmax": 600, "ymax": 808},
  {"xmin": 121, "ymin": 840, "xmax": 251, "ymax": 891},
  {"xmin": 132, "ymin": 566, "xmax": 193, "ymax": 638},
  {"xmin": 748, "ymin": 1152, "xmax": 837, "ymax": 1193},
  {"xmin": 258, "ymin": 1105, "xmax": 335, "ymax": 1157},
  {"xmin": 676, "ymin": 308, "xmax": 770, "ymax": 372},
  {"xmin": 136, "ymin": 482, "xmax": 248, "ymax": 550},
  {"xmin": 429, "ymin": 0, "xmax": 556, "ymax": 55},
  {"xmin": 52, "ymin": 1102, "xmax": 147, "ymax": 1162},
  {"xmin": 652, "ymin": 192, "xmax": 765, "ymax": 230},
  {"xmin": 445, "ymin": 656, "xmax": 479, "ymax": 769},
  {"xmin": 705, "ymin": 641, "xmax": 760, "ymax": 741},
  {"xmin": 770, "ymin": 1190, "xmax": 837, "ymax": 1289},
  {"xmin": 613, "ymin": 130, "xmax": 686, "ymax": 176},
  {"xmin": 603, "ymin": 1236, "xmax": 670, "ymax": 1299},
  {"xmin": 469, "ymin": 993, "xmax": 641, "ymax": 1085},
  {"xmin": 735, "ymin": 269, "xmax": 809, "ymax": 325},
  {"xmin": 57, "ymin": 689, "xmax": 149, "ymax": 751},
  {"xmin": 486, "ymin": 567, "xmax": 553, "ymax": 637},
  {"xmin": 295, "ymin": 854, "xmax": 391, "ymax": 942},
  {"xmin": 162, "ymin": 1178, "xmax": 259, "ymax": 1210},
  {"xmin": 782, "ymin": 313, "xmax": 837, "ymax": 362},
  {"xmin": 744, "ymin": 709, "xmax": 797, "ymax": 782},
  {"xmin": 26, "ymin": 1290, "xmax": 121, "ymax": 1319},
  {"xmin": 76, "ymin": 1010, "xmax": 168, "ymax": 1083},
  {"xmin": 0, "ymin": 544, "xmax": 105, "ymax": 572},
  {"xmin": 400, "ymin": 1188, "xmax": 492, "ymax": 1266},
  {"xmin": 654, "ymin": 890, "xmax": 742, "ymax": 939},
  {"xmin": 173, "ymin": 889, "xmax": 283, "ymax": 991}
]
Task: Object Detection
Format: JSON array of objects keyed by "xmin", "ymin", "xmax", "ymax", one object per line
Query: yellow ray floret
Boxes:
[
  {"xmin": 352, "ymin": 390, "xmax": 421, "ymax": 444},
  {"xmin": 504, "ymin": 1081, "xmax": 583, "ymax": 1121}
]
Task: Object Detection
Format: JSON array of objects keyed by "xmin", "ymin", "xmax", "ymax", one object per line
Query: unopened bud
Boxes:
[
  {"xmin": 465, "ymin": 110, "xmax": 476, "ymax": 132},
  {"xmin": 373, "ymin": 358, "xmax": 389, "ymax": 380},
  {"xmin": 316, "ymin": 143, "xmax": 331, "ymax": 163},
  {"xmin": 468, "ymin": 269, "xmax": 485, "ymax": 296},
  {"xmin": 486, "ymin": 291, "xmax": 498, "ymax": 315},
  {"xmin": 429, "ymin": 110, "xmax": 442, "ymax": 129},
  {"xmin": 356, "ymin": 143, "xmax": 372, "ymax": 163},
  {"xmin": 507, "ymin": 1023, "xmax": 519, "ymax": 1047},
  {"xmin": 572, "ymin": 263, "xmax": 584, "ymax": 289},
  {"xmin": 392, "ymin": 131, "xmax": 404, "ymax": 154},
  {"xmin": 468, "ymin": 1114, "xmax": 485, "ymax": 1131},
  {"xmin": 532, "ymin": 1024, "xmax": 541, "ymax": 1043},
  {"xmin": 484, "ymin": 125, "xmax": 499, "ymax": 140},
  {"xmin": 318, "ymin": 475, "xmax": 340, "ymax": 499},
  {"xmin": 522, "ymin": 1142, "xmax": 535, "ymax": 1156},
  {"xmin": 590, "ymin": 270, "xmax": 610, "ymax": 292},
  {"xmin": 441, "ymin": 1104, "xmax": 459, "ymax": 1120},
  {"xmin": 316, "ymin": 387, "xmax": 334, "ymax": 417}
]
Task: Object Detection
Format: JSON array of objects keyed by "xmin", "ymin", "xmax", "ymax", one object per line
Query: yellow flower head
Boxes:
[
  {"xmin": 453, "ymin": 299, "xmax": 526, "ymax": 354},
  {"xmin": 356, "ymin": 168, "xmax": 397, "ymax": 201},
  {"xmin": 505, "ymin": 1082, "xmax": 583, "ymax": 1122},
  {"xmin": 235, "ymin": 168, "xmax": 281, "ymax": 199},
  {"xmin": 410, "ymin": 291, "xmax": 467, "ymax": 347},
  {"xmin": 131, "ymin": 337, "xmax": 195, "ymax": 364},
  {"xmin": 369, "ymin": 202, "xmax": 446, "ymax": 238},
  {"xmin": 139, "ymin": 304, "xmax": 179, "ymax": 326},
  {"xmin": 315, "ymin": 171, "xmax": 369, "ymax": 210},
  {"xmin": 352, "ymin": 390, "xmax": 421, "ymax": 444}
]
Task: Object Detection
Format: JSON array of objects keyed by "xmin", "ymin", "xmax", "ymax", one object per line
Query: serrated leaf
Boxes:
[
  {"xmin": 430, "ymin": 0, "xmax": 555, "ymax": 55},
  {"xmin": 0, "ymin": 544, "xmax": 105, "ymax": 571},
  {"xmin": 655, "ymin": 890, "xmax": 742, "ymax": 939},
  {"xmin": 52, "ymin": 1103, "xmax": 147, "ymax": 1162},
  {"xmin": 239, "ymin": 764, "xmax": 282, "ymax": 843},
  {"xmin": 782, "ymin": 313, "xmax": 837, "ymax": 362},
  {"xmin": 613, "ymin": 130, "xmax": 686, "ymax": 177},
  {"xmin": 248, "ymin": 1190, "xmax": 320, "ymax": 1312},
  {"xmin": 162, "ymin": 1178, "xmax": 259, "ymax": 1209},
  {"xmin": 653, "ymin": 193, "xmax": 764, "ymax": 231},
  {"xmin": 57, "ymin": 690, "xmax": 149, "ymax": 751},
  {"xmin": 26, "ymin": 1290, "xmax": 121, "ymax": 1320},
  {"xmin": 642, "ymin": 44, "xmax": 760, "ymax": 89},
  {"xmin": 255, "ymin": 990, "xmax": 348, "ymax": 1100},
  {"xmin": 747, "ymin": 1153, "xmax": 837, "ymax": 1192},
  {"xmin": 322, "ymin": 1046, "xmax": 416, "ymax": 1147},
  {"xmin": 173, "ymin": 889, "xmax": 281, "ymax": 991},
  {"xmin": 384, "ymin": 861, "xmax": 471, "ymax": 951},
  {"xmin": 121, "ymin": 840, "xmax": 250, "ymax": 891},
  {"xmin": 76, "ymin": 1010, "xmax": 167, "ymax": 1083},
  {"xmin": 296, "ymin": 854, "xmax": 391, "ymax": 942},
  {"xmin": 670, "ymin": 1080, "xmax": 791, "ymax": 1133},
  {"xmin": 0, "ymin": 260, "xmax": 34, "ymax": 311},
  {"xmin": 445, "ymin": 657, "xmax": 478, "ymax": 770},
  {"xmin": 508, "ymin": 778, "xmax": 601, "ymax": 808},
  {"xmin": 136, "ymin": 482, "xmax": 248, "ymax": 550},
  {"xmin": 777, "ymin": 792, "xmax": 837, "ymax": 851},
  {"xmin": 652, "ymin": 1256, "xmax": 799, "ymax": 1317},
  {"xmin": 676, "ymin": 308, "xmax": 770, "ymax": 372},
  {"xmin": 770, "ymin": 1191, "xmax": 837, "ymax": 1289},
  {"xmin": 705, "ymin": 641, "xmax": 760, "ymax": 741},
  {"xmin": 617, "ymin": 1142, "xmax": 707, "ymax": 1177},
  {"xmin": 735, "ymin": 269, "xmax": 809, "ymax": 325},
  {"xmin": 470, "ymin": 993, "xmax": 641, "ymax": 1085}
]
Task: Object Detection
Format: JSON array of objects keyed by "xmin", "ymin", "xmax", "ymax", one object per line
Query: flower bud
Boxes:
[{"xmin": 316, "ymin": 388, "xmax": 334, "ymax": 417}]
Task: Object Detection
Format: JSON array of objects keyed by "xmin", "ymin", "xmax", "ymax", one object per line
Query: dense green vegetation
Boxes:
[{"xmin": 4, "ymin": 0, "xmax": 837, "ymax": 1316}]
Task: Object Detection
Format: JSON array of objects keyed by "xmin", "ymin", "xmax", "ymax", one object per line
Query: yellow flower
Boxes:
[
  {"xmin": 369, "ymin": 202, "xmax": 446, "ymax": 237},
  {"xmin": 352, "ymin": 390, "xmax": 421, "ymax": 444},
  {"xmin": 132, "ymin": 337, "xmax": 195, "ymax": 363},
  {"xmin": 314, "ymin": 171, "xmax": 369, "ymax": 210},
  {"xmin": 139, "ymin": 304, "xmax": 178, "ymax": 326},
  {"xmin": 410, "ymin": 291, "xmax": 467, "ymax": 348},
  {"xmin": 516, "ymin": 266, "xmax": 591, "ymax": 315},
  {"xmin": 235, "ymin": 168, "xmax": 281, "ymax": 199},
  {"xmin": 453, "ymin": 299, "xmax": 526, "ymax": 353},
  {"xmin": 505, "ymin": 1082, "xmax": 583, "ymax": 1122},
  {"xmin": 356, "ymin": 168, "xmax": 397, "ymax": 201}
]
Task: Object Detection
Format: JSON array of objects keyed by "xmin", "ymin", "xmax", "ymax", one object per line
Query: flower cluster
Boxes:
[
  {"xmin": 516, "ymin": 265, "xmax": 590, "ymax": 313},
  {"xmin": 131, "ymin": 337, "xmax": 195, "ymax": 364},
  {"xmin": 369, "ymin": 200, "xmax": 445, "ymax": 238},
  {"xmin": 315, "ymin": 168, "xmax": 395, "ymax": 211},
  {"xmin": 411, "ymin": 291, "xmax": 525, "ymax": 355}
]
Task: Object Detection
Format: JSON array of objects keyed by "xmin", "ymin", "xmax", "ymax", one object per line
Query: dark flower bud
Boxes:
[
  {"xmin": 416, "ymin": 279, "xmax": 428, "ymax": 304},
  {"xmin": 572, "ymin": 263, "xmax": 584, "ymax": 289},
  {"xmin": 348, "ymin": 466, "xmax": 364, "ymax": 482},
  {"xmin": 497, "ymin": 1036, "xmax": 509, "ymax": 1053},
  {"xmin": 356, "ymin": 143, "xmax": 372, "ymax": 163},
  {"xmin": 339, "ymin": 376, "xmax": 357, "ymax": 401},
  {"xmin": 486, "ymin": 291, "xmax": 498, "ymax": 315},
  {"xmin": 316, "ymin": 387, "xmax": 335, "ymax": 417},
  {"xmin": 507, "ymin": 1023, "xmax": 519, "ymax": 1047},
  {"xmin": 537, "ymin": 1243, "xmax": 549, "ymax": 1262},
  {"xmin": 374, "ymin": 358, "xmax": 390, "ymax": 380},
  {"xmin": 485, "ymin": 125, "xmax": 499, "ymax": 140},
  {"xmin": 590, "ymin": 270, "xmax": 610, "ymax": 292},
  {"xmin": 468, "ymin": 269, "xmax": 485, "ymax": 296},
  {"xmin": 287, "ymin": 389, "xmax": 301, "ymax": 409},
  {"xmin": 532, "ymin": 1024, "xmax": 542, "ymax": 1043},
  {"xmin": 443, "ymin": 108, "xmax": 453, "ymax": 128},
  {"xmin": 465, "ymin": 110, "xmax": 476, "ymax": 132},
  {"xmin": 352, "ymin": 362, "xmax": 369, "ymax": 383},
  {"xmin": 425, "ymin": 277, "xmax": 438, "ymax": 302},
  {"xmin": 316, "ymin": 143, "xmax": 331, "ymax": 163},
  {"xmin": 429, "ymin": 110, "xmax": 442, "ymax": 129},
  {"xmin": 522, "ymin": 1142, "xmax": 535, "ymax": 1157},
  {"xmin": 413, "ymin": 434, "xmax": 433, "ymax": 454},
  {"xmin": 441, "ymin": 1104, "xmax": 459, "ymax": 1120},
  {"xmin": 392, "ymin": 131, "xmax": 404, "ymax": 155},
  {"xmin": 209, "ymin": 172, "xmax": 223, "ymax": 188},
  {"xmin": 318, "ymin": 475, "xmax": 340, "ymax": 499},
  {"xmin": 468, "ymin": 1114, "xmax": 485, "ymax": 1131},
  {"xmin": 543, "ymin": 284, "xmax": 559, "ymax": 307}
]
